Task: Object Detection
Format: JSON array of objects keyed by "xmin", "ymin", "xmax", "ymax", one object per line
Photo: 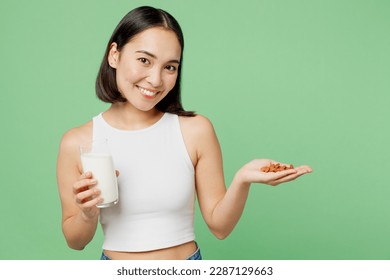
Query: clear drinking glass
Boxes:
[{"xmin": 79, "ymin": 139, "xmax": 119, "ymax": 208}]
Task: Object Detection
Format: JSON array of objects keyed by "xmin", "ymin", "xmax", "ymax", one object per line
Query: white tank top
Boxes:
[{"xmin": 92, "ymin": 112, "xmax": 195, "ymax": 252}]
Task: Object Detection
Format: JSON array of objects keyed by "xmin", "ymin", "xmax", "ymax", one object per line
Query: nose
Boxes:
[{"xmin": 146, "ymin": 67, "xmax": 163, "ymax": 88}]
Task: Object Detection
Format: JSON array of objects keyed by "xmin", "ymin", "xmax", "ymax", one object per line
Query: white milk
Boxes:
[{"xmin": 80, "ymin": 153, "xmax": 118, "ymax": 208}]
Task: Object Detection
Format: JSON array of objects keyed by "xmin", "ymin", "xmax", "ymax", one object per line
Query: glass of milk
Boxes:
[{"xmin": 79, "ymin": 139, "xmax": 119, "ymax": 208}]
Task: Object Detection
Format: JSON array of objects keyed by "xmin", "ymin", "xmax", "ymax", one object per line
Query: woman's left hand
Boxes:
[{"xmin": 235, "ymin": 159, "xmax": 313, "ymax": 187}]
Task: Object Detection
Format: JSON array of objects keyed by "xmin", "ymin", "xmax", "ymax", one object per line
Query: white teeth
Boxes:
[{"xmin": 139, "ymin": 86, "xmax": 157, "ymax": 97}]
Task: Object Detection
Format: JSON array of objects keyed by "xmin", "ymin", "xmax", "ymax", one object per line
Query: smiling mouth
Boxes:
[{"xmin": 137, "ymin": 86, "xmax": 160, "ymax": 98}]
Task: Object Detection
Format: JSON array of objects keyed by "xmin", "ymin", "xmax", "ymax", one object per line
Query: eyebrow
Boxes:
[{"xmin": 135, "ymin": 50, "xmax": 180, "ymax": 64}]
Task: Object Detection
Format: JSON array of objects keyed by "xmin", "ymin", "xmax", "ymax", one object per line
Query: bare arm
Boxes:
[
  {"xmin": 56, "ymin": 125, "xmax": 102, "ymax": 250},
  {"xmin": 185, "ymin": 115, "xmax": 312, "ymax": 239}
]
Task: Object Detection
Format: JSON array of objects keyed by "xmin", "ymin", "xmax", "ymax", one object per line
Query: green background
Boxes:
[{"xmin": 1, "ymin": 0, "xmax": 389, "ymax": 260}]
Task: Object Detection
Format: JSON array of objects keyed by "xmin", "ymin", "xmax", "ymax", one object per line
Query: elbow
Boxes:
[
  {"xmin": 62, "ymin": 228, "xmax": 87, "ymax": 251},
  {"xmin": 62, "ymin": 221, "xmax": 93, "ymax": 251},
  {"xmin": 65, "ymin": 238, "xmax": 86, "ymax": 251},
  {"xmin": 207, "ymin": 219, "xmax": 234, "ymax": 240},
  {"xmin": 68, "ymin": 243, "xmax": 86, "ymax": 251},
  {"xmin": 210, "ymin": 227, "xmax": 231, "ymax": 240},
  {"xmin": 215, "ymin": 233, "xmax": 228, "ymax": 240}
]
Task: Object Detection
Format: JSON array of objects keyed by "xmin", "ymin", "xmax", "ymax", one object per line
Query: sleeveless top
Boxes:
[{"xmin": 92, "ymin": 112, "xmax": 195, "ymax": 252}]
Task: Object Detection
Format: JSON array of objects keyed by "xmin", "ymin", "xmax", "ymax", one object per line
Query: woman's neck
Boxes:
[{"xmin": 103, "ymin": 102, "xmax": 164, "ymax": 131}]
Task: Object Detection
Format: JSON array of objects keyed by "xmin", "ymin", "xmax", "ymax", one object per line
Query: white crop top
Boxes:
[{"xmin": 93, "ymin": 112, "xmax": 195, "ymax": 252}]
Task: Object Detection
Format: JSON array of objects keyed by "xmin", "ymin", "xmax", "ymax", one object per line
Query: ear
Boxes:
[{"xmin": 108, "ymin": 42, "xmax": 119, "ymax": 68}]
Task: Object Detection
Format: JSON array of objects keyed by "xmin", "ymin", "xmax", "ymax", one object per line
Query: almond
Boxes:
[{"xmin": 260, "ymin": 163, "xmax": 294, "ymax": 173}]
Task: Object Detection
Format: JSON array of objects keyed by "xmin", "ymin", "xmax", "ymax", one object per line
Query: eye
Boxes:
[
  {"xmin": 165, "ymin": 65, "xmax": 177, "ymax": 72},
  {"xmin": 137, "ymin": 58, "xmax": 150, "ymax": 65}
]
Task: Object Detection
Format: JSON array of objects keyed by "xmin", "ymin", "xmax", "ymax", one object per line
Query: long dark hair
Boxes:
[{"xmin": 95, "ymin": 6, "xmax": 195, "ymax": 116}]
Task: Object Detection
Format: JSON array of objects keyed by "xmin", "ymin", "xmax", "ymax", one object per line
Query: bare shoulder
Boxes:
[
  {"xmin": 59, "ymin": 121, "xmax": 93, "ymax": 153},
  {"xmin": 179, "ymin": 114, "xmax": 220, "ymax": 165},
  {"xmin": 179, "ymin": 114, "xmax": 216, "ymax": 137},
  {"xmin": 57, "ymin": 121, "xmax": 93, "ymax": 178}
]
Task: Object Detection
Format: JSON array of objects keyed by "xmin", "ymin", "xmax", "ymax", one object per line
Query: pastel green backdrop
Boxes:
[{"xmin": 1, "ymin": 0, "xmax": 389, "ymax": 260}]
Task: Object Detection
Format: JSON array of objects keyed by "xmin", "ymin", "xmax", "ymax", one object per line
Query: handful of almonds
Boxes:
[{"xmin": 260, "ymin": 163, "xmax": 294, "ymax": 173}]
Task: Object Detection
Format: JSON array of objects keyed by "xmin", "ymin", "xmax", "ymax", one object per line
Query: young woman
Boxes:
[{"xmin": 56, "ymin": 6, "xmax": 312, "ymax": 260}]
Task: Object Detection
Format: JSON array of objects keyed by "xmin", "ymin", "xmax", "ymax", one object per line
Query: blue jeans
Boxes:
[
  {"xmin": 186, "ymin": 245, "xmax": 202, "ymax": 260},
  {"xmin": 100, "ymin": 244, "xmax": 202, "ymax": 260}
]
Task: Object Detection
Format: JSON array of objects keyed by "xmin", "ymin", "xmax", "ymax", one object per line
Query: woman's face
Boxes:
[{"xmin": 108, "ymin": 27, "xmax": 181, "ymax": 112}]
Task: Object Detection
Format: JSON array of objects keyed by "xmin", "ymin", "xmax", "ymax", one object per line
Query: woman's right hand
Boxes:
[{"xmin": 72, "ymin": 171, "xmax": 102, "ymax": 221}]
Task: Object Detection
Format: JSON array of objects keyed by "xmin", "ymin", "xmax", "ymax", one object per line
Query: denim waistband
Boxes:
[
  {"xmin": 185, "ymin": 245, "xmax": 202, "ymax": 260},
  {"xmin": 100, "ymin": 243, "xmax": 202, "ymax": 260}
]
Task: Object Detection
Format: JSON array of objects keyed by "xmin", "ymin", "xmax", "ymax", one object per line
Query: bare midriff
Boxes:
[{"xmin": 104, "ymin": 241, "xmax": 197, "ymax": 260}]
